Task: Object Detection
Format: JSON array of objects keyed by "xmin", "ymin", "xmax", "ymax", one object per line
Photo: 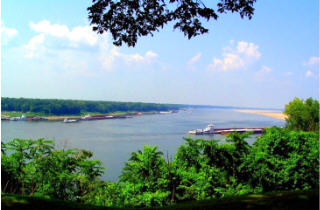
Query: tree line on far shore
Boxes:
[{"xmin": 1, "ymin": 97, "xmax": 182, "ymax": 115}]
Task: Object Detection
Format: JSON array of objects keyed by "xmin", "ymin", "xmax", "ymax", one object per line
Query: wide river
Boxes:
[{"xmin": 1, "ymin": 108, "xmax": 284, "ymax": 181}]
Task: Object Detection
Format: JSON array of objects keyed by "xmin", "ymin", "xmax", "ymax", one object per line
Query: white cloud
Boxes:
[
  {"xmin": 188, "ymin": 53, "xmax": 202, "ymax": 65},
  {"xmin": 127, "ymin": 53, "xmax": 145, "ymax": 62},
  {"xmin": 305, "ymin": 70, "xmax": 314, "ymax": 78},
  {"xmin": 306, "ymin": 57, "xmax": 320, "ymax": 66},
  {"xmin": 100, "ymin": 47, "xmax": 119, "ymax": 71},
  {"xmin": 208, "ymin": 41, "xmax": 261, "ymax": 72},
  {"xmin": 303, "ymin": 57, "xmax": 319, "ymax": 79},
  {"xmin": 1, "ymin": 26, "xmax": 17, "ymax": 37},
  {"xmin": 101, "ymin": 49, "xmax": 159, "ymax": 71},
  {"xmin": 186, "ymin": 53, "xmax": 202, "ymax": 70},
  {"xmin": 29, "ymin": 20, "xmax": 98, "ymax": 46},
  {"xmin": 25, "ymin": 34, "xmax": 45, "ymax": 51},
  {"xmin": 254, "ymin": 66, "xmax": 272, "ymax": 81},
  {"xmin": 22, "ymin": 20, "xmax": 162, "ymax": 74},
  {"xmin": 1, "ymin": 24, "xmax": 18, "ymax": 44},
  {"xmin": 145, "ymin": 51, "xmax": 158, "ymax": 58},
  {"xmin": 236, "ymin": 41, "xmax": 261, "ymax": 59},
  {"xmin": 24, "ymin": 34, "xmax": 45, "ymax": 58}
]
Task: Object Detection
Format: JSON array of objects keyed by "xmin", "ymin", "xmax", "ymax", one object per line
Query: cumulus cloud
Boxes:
[
  {"xmin": 23, "ymin": 20, "xmax": 162, "ymax": 73},
  {"xmin": 187, "ymin": 53, "xmax": 202, "ymax": 70},
  {"xmin": 145, "ymin": 51, "xmax": 158, "ymax": 58},
  {"xmin": 100, "ymin": 48, "xmax": 159, "ymax": 71},
  {"xmin": 208, "ymin": 41, "xmax": 261, "ymax": 72},
  {"xmin": 24, "ymin": 34, "xmax": 45, "ymax": 58},
  {"xmin": 29, "ymin": 20, "xmax": 98, "ymax": 46},
  {"xmin": 1, "ymin": 24, "xmax": 18, "ymax": 44},
  {"xmin": 126, "ymin": 51, "xmax": 157, "ymax": 63}
]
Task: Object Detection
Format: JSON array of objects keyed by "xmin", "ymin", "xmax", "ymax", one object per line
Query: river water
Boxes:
[{"xmin": 1, "ymin": 108, "xmax": 284, "ymax": 181}]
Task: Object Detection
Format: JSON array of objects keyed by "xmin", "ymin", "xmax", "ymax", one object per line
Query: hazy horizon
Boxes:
[{"xmin": 1, "ymin": 96, "xmax": 284, "ymax": 110}]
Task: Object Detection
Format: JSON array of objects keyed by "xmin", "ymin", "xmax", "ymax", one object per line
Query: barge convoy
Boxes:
[
  {"xmin": 2, "ymin": 110, "xmax": 178, "ymax": 123},
  {"xmin": 189, "ymin": 124, "xmax": 264, "ymax": 135}
]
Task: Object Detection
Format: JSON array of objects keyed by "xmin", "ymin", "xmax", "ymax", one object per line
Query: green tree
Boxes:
[
  {"xmin": 119, "ymin": 145, "xmax": 170, "ymax": 207},
  {"xmin": 174, "ymin": 135, "xmax": 252, "ymax": 201},
  {"xmin": 1, "ymin": 139, "xmax": 104, "ymax": 201},
  {"xmin": 88, "ymin": 0, "xmax": 256, "ymax": 47},
  {"xmin": 284, "ymin": 97, "xmax": 319, "ymax": 132},
  {"xmin": 246, "ymin": 127, "xmax": 319, "ymax": 191}
]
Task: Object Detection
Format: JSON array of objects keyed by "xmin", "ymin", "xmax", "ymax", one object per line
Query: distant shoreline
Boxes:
[
  {"xmin": 1, "ymin": 110, "xmax": 178, "ymax": 121},
  {"xmin": 234, "ymin": 109, "xmax": 286, "ymax": 121}
]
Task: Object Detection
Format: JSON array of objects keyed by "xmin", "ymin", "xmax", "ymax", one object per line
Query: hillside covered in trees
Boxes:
[{"xmin": 1, "ymin": 97, "xmax": 182, "ymax": 115}]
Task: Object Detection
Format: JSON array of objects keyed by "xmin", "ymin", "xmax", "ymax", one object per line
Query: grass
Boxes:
[
  {"xmin": 158, "ymin": 190, "xmax": 319, "ymax": 210},
  {"xmin": 2, "ymin": 190, "xmax": 319, "ymax": 210}
]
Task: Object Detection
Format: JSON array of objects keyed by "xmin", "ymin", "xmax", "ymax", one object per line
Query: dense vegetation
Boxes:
[
  {"xmin": 284, "ymin": 97, "xmax": 319, "ymax": 132},
  {"xmin": 1, "ymin": 97, "xmax": 181, "ymax": 115},
  {"xmin": 2, "ymin": 97, "xmax": 319, "ymax": 208},
  {"xmin": 2, "ymin": 128, "xmax": 319, "ymax": 208}
]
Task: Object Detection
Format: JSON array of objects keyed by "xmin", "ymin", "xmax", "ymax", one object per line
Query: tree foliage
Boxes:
[
  {"xmin": 246, "ymin": 127, "xmax": 319, "ymax": 191},
  {"xmin": 1, "ymin": 97, "xmax": 181, "ymax": 116},
  {"xmin": 284, "ymin": 97, "xmax": 319, "ymax": 132},
  {"xmin": 1, "ymin": 139, "xmax": 104, "ymax": 200},
  {"xmin": 2, "ymin": 127, "xmax": 319, "ymax": 208},
  {"xmin": 88, "ymin": 0, "xmax": 257, "ymax": 47}
]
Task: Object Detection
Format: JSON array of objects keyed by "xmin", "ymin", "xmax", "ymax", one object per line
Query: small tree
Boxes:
[
  {"xmin": 284, "ymin": 97, "xmax": 319, "ymax": 132},
  {"xmin": 246, "ymin": 127, "xmax": 319, "ymax": 191},
  {"xmin": 120, "ymin": 145, "xmax": 169, "ymax": 207}
]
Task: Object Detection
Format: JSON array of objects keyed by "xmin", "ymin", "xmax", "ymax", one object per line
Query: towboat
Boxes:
[
  {"xmin": 189, "ymin": 123, "xmax": 264, "ymax": 135},
  {"xmin": 81, "ymin": 114, "xmax": 91, "ymax": 120},
  {"xmin": 189, "ymin": 124, "xmax": 215, "ymax": 135},
  {"xmin": 9, "ymin": 115, "xmax": 27, "ymax": 121},
  {"xmin": 63, "ymin": 118, "xmax": 78, "ymax": 123}
]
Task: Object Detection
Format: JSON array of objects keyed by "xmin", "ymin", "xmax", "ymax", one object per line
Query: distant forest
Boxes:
[{"xmin": 1, "ymin": 97, "xmax": 182, "ymax": 115}]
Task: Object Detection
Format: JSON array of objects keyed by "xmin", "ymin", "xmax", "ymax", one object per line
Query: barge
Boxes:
[{"xmin": 189, "ymin": 124, "xmax": 264, "ymax": 135}]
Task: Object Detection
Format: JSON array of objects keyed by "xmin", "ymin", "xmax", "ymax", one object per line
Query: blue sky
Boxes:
[{"xmin": 1, "ymin": 0, "xmax": 319, "ymax": 108}]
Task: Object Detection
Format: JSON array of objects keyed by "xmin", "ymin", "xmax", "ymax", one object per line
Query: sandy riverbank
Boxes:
[{"xmin": 234, "ymin": 109, "xmax": 286, "ymax": 121}]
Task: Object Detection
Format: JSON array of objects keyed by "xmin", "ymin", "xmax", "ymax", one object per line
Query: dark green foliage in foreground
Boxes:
[
  {"xmin": 2, "ymin": 190, "xmax": 319, "ymax": 210},
  {"xmin": 284, "ymin": 97, "xmax": 319, "ymax": 132},
  {"xmin": 1, "ymin": 97, "xmax": 181, "ymax": 115},
  {"xmin": 2, "ymin": 128, "xmax": 319, "ymax": 208}
]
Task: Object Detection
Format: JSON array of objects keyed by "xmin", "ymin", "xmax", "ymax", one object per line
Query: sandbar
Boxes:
[{"xmin": 234, "ymin": 109, "xmax": 286, "ymax": 121}]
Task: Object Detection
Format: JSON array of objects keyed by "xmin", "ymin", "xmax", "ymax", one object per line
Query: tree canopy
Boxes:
[
  {"xmin": 284, "ymin": 97, "xmax": 319, "ymax": 132},
  {"xmin": 88, "ymin": 0, "xmax": 257, "ymax": 47},
  {"xmin": 1, "ymin": 97, "xmax": 181, "ymax": 116}
]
